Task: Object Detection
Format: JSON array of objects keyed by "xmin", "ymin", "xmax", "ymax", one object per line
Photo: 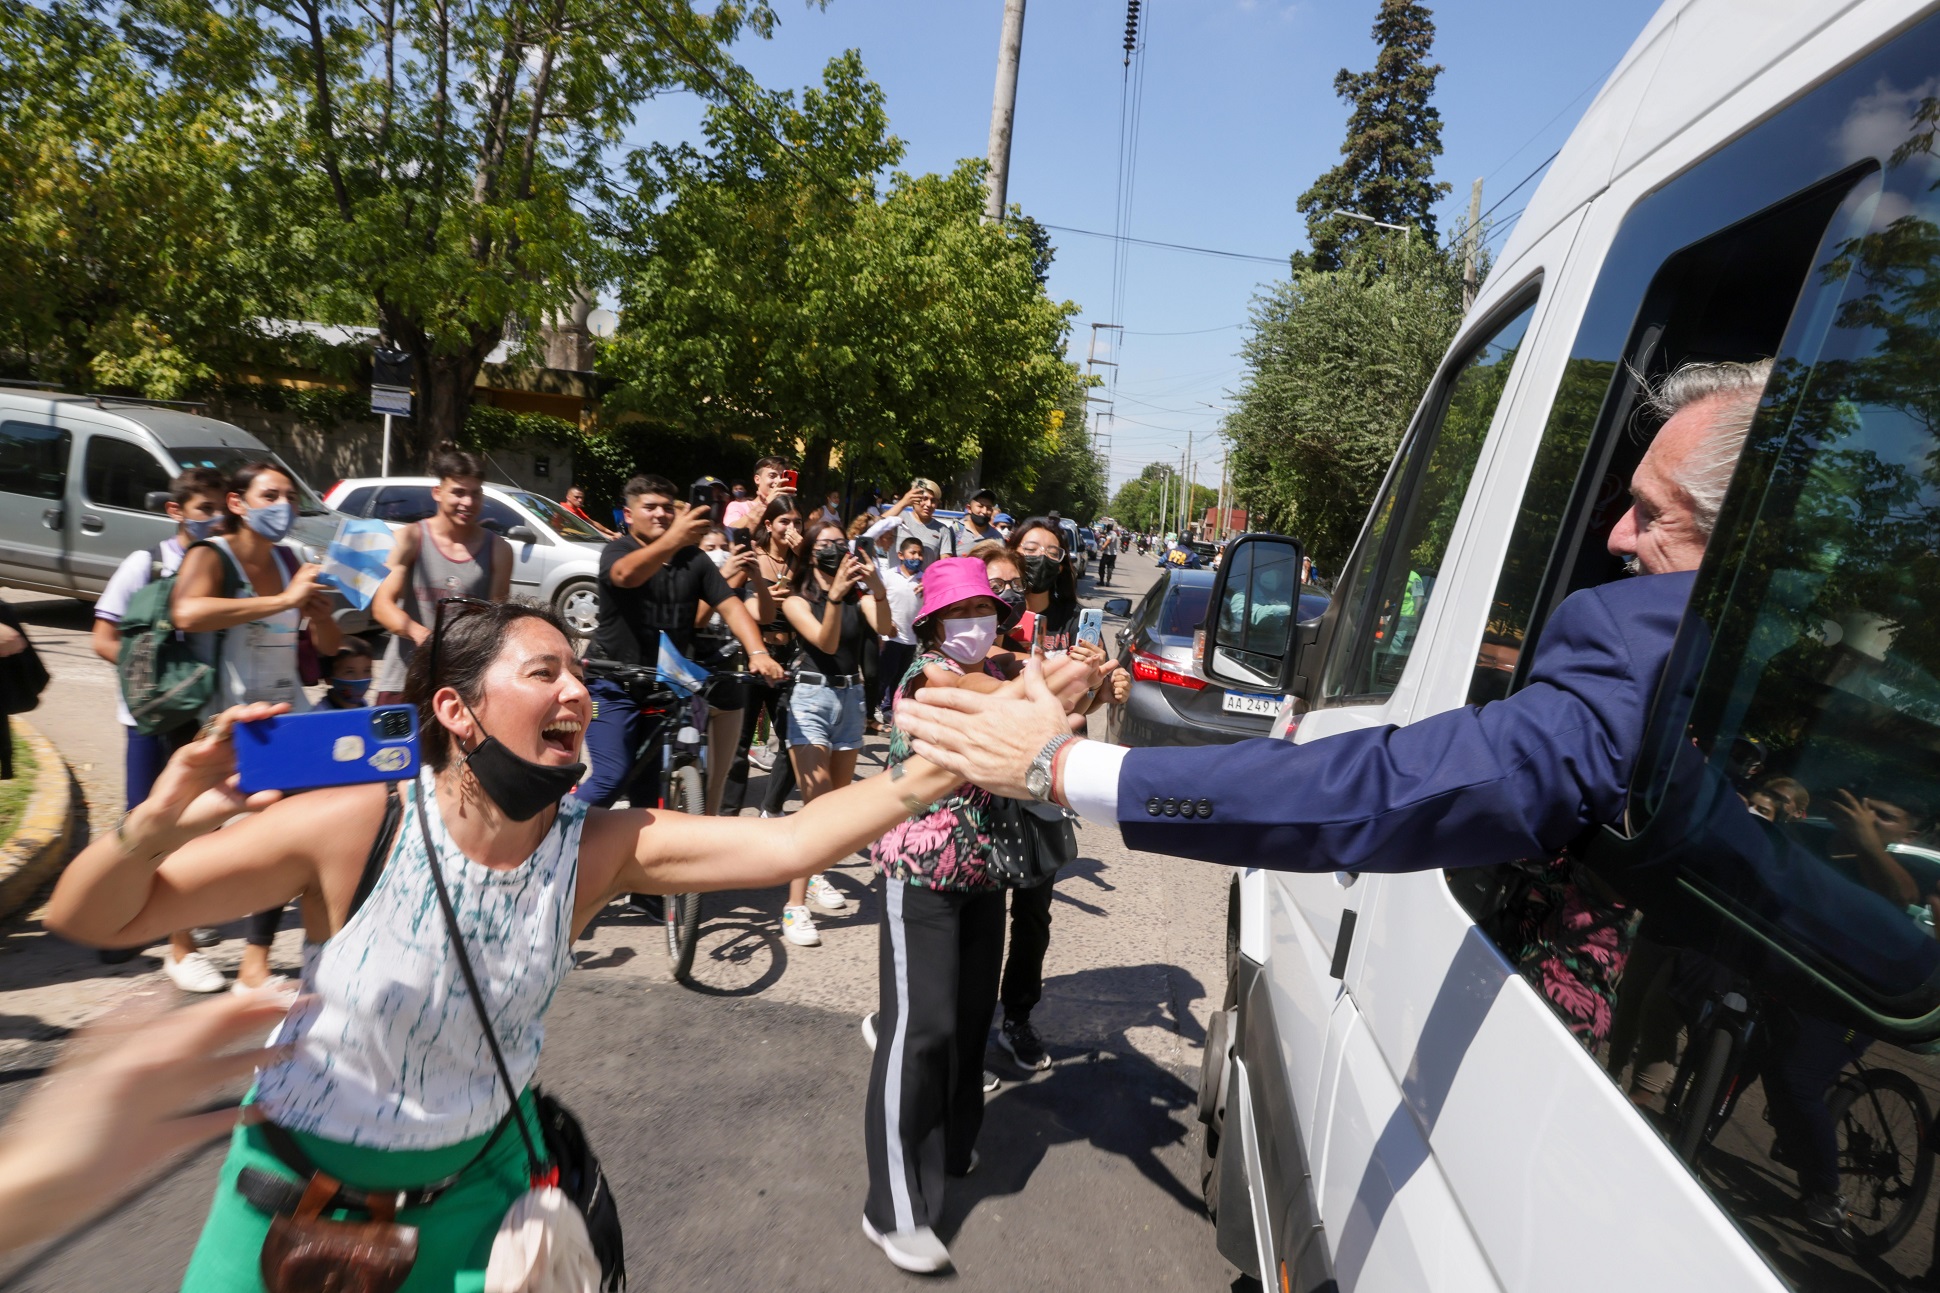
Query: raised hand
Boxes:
[
  {"xmin": 133, "ymin": 704, "xmax": 290, "ymax": 852},
  {"xmin": 897, "ymin": 658, "xmax": 1079, "ymax": 801}
]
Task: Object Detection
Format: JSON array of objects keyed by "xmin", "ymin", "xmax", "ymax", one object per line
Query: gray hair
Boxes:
[{"xmin": 1643, "ymin": 358, "xmax": 1773, "ymax": 539}]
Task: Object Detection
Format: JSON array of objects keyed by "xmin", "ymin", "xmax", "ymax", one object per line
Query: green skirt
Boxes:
[{"xmin": 181, "ymin": 1091, "xmax": 538, "ymax": 1293}]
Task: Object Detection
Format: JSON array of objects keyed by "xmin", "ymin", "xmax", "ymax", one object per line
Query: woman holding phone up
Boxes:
[{"xmin": 43, "ymin": 598, "xmax": 1044, "ymax": 1292}]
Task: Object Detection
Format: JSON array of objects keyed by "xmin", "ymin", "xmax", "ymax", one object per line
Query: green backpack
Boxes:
[{"xmin": 117, "ymin": 540, "xmax": 240, "ymax": 736}]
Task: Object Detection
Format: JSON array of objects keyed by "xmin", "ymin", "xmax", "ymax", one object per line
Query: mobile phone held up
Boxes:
[
  {"xmin": 234, "ymin": 705, "xmax": 421, "ymax": 794},
  {"xmin": 690, "ymin": 481, "xmax": 715, "ymax": 513},
  {"xmin": 1076, "ymin": 606, "xmax": 1105, "ymax": 649}
]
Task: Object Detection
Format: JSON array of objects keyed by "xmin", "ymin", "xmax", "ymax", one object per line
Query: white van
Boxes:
[{"xmin": 1196, "ymin": 4, "xmax": 1940, "ymax": 1291}]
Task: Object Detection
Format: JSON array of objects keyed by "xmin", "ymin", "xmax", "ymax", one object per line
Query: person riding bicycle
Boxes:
[{"xmin": 576, "ymin": 475, "xmax": 783, "ymax": 902}]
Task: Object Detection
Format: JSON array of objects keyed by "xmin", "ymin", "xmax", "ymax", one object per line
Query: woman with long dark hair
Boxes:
[
  {"xmin": 721, "ymin": 494, "xmax": 805, "ymax": 818},
  {"xmin": 45, "ymin": 599, "xmax": 965, "ymax": 1291},
  {"xmin": 777, "ymin": 519, "xmax": 893, "ymax": 945}
]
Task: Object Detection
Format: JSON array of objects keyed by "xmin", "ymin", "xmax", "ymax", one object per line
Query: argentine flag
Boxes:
[
  {"xmin": 318, "ymin": 517, "xmax": 396, "ymax": 610},
  {"xmin": 657, "ymin": 632, "xmax": 708, "ymax": 698}
]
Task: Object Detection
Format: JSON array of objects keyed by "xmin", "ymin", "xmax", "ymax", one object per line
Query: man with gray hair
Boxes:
[{"xmin": 891, "ymin": 358, "xmax": 1773, "ymax": 881}]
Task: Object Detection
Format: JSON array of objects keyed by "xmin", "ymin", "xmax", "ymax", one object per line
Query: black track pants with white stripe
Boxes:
[{"xmin": 863, "ymin": 879, "xmax": 1006, "ymax": 1234}]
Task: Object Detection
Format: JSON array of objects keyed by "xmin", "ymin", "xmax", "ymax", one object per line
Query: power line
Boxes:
[
  {"xmin": 1123, "ymin": 322, "xmax": 1244, "ymax": 336},
  {"xmin": 1482, "ymin": 54, "xmax": 1622, "ymax": 184},
  {"xmin": 1041, "ymin": 222, "xmax": 1283, "ymax": 264},
  {"xmin": 1474, "ymin": 150, "xmax": 1557, "ymax": 229}
]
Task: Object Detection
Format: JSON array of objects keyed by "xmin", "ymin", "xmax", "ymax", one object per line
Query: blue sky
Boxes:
[{"xmin": 626, "ymin": 0, "xmax": 1664, "ymax": 495}]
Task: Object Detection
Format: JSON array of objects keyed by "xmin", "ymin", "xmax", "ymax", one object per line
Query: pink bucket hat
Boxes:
[{"xmin": 913, "ymin": 557, "xmax": 997, "ymax": 629}]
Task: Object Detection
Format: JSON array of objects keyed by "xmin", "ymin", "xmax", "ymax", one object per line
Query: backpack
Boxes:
[{"xmin": 117, "ymin": 540, "xmax": 240, "ymax": 736}]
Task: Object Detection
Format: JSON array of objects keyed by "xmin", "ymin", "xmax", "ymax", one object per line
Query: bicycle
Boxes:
[
  {"xmin": 1664, "ymin": 984, "xmax": 1933, "ymax": 1255},
  {"xmin": 582, "ymin": 656, "xmax": 754, "ymax": 984}
]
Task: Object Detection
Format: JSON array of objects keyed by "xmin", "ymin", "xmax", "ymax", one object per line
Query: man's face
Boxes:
[
  {"xmin": 1866, "ymin": 796, "xmax": 1923, "ymax": 846},
  {"xmin": 754, "ymin": 466, "xmax": 785, "ymax": 499},
  {"xmin": 435, "ymin": 475, "xmax": 484, "ymax": 528},
  {"xmin": 628, "ymin": 492, "xmax": 676, "ymax": 540},
  {"xmin": 1607, "ymin": 397, "xmax": 1734, "ymax": 575},
  {"xmin": 565, "ymin": 487, "xmax": 585, "ymax": 509},
  {"xmin": 967, "ymin": 498, "xmax": 994, "ymax": 523},
  {"xmin": 912, "ymin": 489, "xmax": 936, "ymax": 521}
]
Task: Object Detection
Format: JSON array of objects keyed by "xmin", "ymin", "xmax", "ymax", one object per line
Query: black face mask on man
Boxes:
[
  {"xmin": 813, "ymin": 544, "xmax": 847, "ymax": 575},
  {"xmin": 460, "ymin": 705, "xmax": 584, "ymax": 822},
  {"xmin": 1023, "ymin": 553, "xmax": 1061, "ymax": 594}
]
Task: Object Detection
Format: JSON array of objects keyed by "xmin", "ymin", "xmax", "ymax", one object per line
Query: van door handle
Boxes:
[
  {"xmin": 40, "ymin": 506, "xmax": 63, "ymax": 530},
  {"xmin": 80, "ymin": 514, "xmax": 106, "ymax": 534}
]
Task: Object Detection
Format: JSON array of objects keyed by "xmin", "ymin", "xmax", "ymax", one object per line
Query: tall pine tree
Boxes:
[{"xmin": 1296, "ymin": 0, "xmax": 1450, "ymax": 270}]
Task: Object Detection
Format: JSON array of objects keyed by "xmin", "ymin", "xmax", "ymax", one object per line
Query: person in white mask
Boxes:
[{"xmin": 854, "ymin": 559, "xmax": 1101, "ymax": 1275}]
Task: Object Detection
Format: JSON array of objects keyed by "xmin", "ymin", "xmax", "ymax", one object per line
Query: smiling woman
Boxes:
[{"xmin": 39, "ymin": 598, "xmax": 969, "ymax": 1291}]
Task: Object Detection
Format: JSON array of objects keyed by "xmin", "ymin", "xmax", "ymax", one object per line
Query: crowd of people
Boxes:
[{"xmin": 1, "ymin": 445, "xmax": 1130, "ymax": 1282}]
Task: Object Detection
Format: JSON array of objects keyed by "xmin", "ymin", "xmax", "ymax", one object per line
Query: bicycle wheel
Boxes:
[
  {"xmin": 1829, "ymin": 1066, "xmax": 1933, "ymax": 1256},
  {"xmin": 664, "ymin": 764, "xmax": 706, "ymax": 983},
  {"xmin": 1673, "ymin": 1026, "xmax": 1736, "ymax": 1163}
]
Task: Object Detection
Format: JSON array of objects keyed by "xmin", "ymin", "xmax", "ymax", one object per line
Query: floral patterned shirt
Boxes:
[{"xmin": 874, "ymin": 651, "xmax": 1003, "ymax": 892}]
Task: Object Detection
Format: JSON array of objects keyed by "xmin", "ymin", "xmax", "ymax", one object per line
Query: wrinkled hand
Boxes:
[
  {"xmin": 136, "ymin": 704, "xmax": 289, "ymax": 849},
  {"xmin": 0, "ymin": 623, "xmax": 24, "ymax": 658},
  {"xmin": 0, "ymin": 986, "xmax": 298, "ymax": 1254},
  {"xmin": 898, "ymin": 658, "xmax": 1080, "ymax": 800},
  {"xmin": 1037, "ymin": 653, "xmax": 1102, "ymax": 714}
]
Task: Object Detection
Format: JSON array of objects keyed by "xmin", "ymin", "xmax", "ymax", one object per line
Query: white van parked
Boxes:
[{"xmin": 1197, "ymin": 4, "xmax": 1940, "ymax": 1291}]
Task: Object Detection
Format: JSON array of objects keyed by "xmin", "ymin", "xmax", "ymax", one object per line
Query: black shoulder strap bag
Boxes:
[
  {"xmin": 988, "ymin": 795, "xmax": 1078, "ymax": 889},
  {"xmin": 414, "ymin": 780, "xmax": 627, "ymax": 1291}
]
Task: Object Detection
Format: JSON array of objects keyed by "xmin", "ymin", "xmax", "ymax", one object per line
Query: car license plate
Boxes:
[{"xmin": 1222, "ymin": 690, "xmax": 1279, "ymax": 717}]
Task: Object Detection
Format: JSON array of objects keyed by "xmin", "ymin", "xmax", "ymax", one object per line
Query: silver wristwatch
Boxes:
[{"xmin": 1025, "ymin": 734, "xmax": 1074, "ymax": 803}]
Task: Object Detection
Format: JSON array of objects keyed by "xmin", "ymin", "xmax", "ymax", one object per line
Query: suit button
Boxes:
[
  {"xmin": 1162, "ymin": 798, "xmax": 1178, "ymax": 817},
  {"xmin": 1197, "ymin": 799, "xmax": 1213, "ymax": 818},
  {"xmin": 1146, "ymin": 797, "xmax": 1162, "ymax": 817}
]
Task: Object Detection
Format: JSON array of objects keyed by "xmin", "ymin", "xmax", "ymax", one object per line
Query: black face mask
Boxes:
[
  {"xmin": 813, "ymin": 544, "xmax": 846, "ymax": 574},
  {"xmin": 1023, "ymin": 553, "xmax": 1061, "ymax": 594},
  {"xmin": 996, "ymin": 588, "xmax": 1027, "ymax": 629},
  {"xmin": 461, "ymin": 708, "xmax": 584, "ymax": 822}
]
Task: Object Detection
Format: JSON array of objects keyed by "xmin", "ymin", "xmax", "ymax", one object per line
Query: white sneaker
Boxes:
[
  {"xmin": 861, "ymin": 1216, "xmax": 952, "ymax": 1274},
  {"xmin": 231, "ymin": 973, "xmax": 292, "ymax": 997},
  {"xmin": 750, "ymin": 745, "xmax": 777, "ymax": 772},
  {"xmin": 164, "ymin": 949, "xmax": 226, "ymax": 994},
  {"xmin": 862, "ymin": 1012, "xmax": 878, "ymax": 1052},
  {"xmin": 782, "ymin": 906, "xmax": 821, "ymax": 947},
  {"xmin": 982, "ymin": 1070, "xmax": 1000, "ymax": 1093},
  {"xmin": 806, "ymin": 873, "xmax": 847, "ymax": 912}
]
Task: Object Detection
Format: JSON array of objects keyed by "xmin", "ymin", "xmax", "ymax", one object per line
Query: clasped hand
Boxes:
[{"xmin": 898, "ymin": 656, "xmax": 1099, "ymax": 802}]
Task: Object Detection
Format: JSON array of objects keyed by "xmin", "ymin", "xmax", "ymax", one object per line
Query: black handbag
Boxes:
[
  {"xmin": 989, "ymin": 796, "xmax": 1078, "ymax": 889},
  {"xmin": 0, "ymin": 603, "xmax": 48, "ymax": 717},
  {"xmin": 414, "ymin": 782, "xmax": 626, "ymax": 1290}
]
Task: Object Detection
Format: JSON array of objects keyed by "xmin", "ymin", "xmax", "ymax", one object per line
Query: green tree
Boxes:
[
  {"xmin": 1108, "ymin": 463, "xmax": 1216, "ymax": 534},
  {"xmin": 1296, "ymin": 0, "xmax": 1450, "ymax": 271},
  {"xmin": 1009, "ymin": 375, "xmax": 1106, "ymax": 519},
  {"xmin": 0, "ymin": 1, "xmax": 269, "ymax": 394},
  {"xmin": 601, "ymin": 53, "xmax": 1076, "ymax": 502},
  {"xmin": 1227, "ymin": 234, "xmax": 1467, "ymax": 567}
]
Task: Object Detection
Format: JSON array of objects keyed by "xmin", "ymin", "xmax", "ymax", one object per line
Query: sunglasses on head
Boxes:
[{"xmin": 427, "ymin": 596, "xmax": 495, "ymax": 682}]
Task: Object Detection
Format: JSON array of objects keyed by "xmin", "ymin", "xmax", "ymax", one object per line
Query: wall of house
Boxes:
[{"xmin": 224, "ymin": 405, "xmax": 576, "ymax": 496}]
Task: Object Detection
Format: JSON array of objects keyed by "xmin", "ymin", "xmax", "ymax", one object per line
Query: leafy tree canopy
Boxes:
[
  {"xmin": 1297, "ymin": 0, "xmax": 1450, "ymax": 271},
  {"xmin": 1108, "ymin": 463, "xmax": 1217, "ymax": 535},
  {"xmin": 599, "ymin": 52, "xmax": 1077, "ymax": 503}
]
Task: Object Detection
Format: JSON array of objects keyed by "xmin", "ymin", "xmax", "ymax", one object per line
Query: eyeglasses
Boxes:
[
  {"xmin": 1018, "ymin": 544, "xmax": 1064, "ymax": 561},
  {"xmin": 987, "ymin": 576, "xmax": 1025, "ymax": 594}
]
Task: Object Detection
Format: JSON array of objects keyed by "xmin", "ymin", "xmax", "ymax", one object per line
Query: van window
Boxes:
[
  {"xmin": 83, "ymin": 436, "xmax": 170, "ymax": 512},
  {"xmin": 0, "ymin": 421, "xmax": 69, "ymax": 500},
  {"xmin": 1317, "ymin": 295, "xmax": 1536, "ymax": 704}
]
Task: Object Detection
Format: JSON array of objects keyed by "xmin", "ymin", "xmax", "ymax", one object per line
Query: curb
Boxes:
[{"xmin": 0, "ymin": 718, "xmax": 76, "ymax": 923}]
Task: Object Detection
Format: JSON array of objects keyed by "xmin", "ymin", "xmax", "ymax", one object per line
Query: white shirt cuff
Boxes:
[
  {"xmin": 862, "ymin": 514, "xmax": 902, "ymax": 543},
  {"xmin": 1059, "ymin": 740, "xmax": 1126, "ymax": 828}
]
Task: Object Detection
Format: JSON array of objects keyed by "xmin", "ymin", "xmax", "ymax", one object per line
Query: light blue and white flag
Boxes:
[
  {"xmin": 657, "ymin": 632, "xmax": 707, "ymax": 698},
  {"xmin": 317, "ymin": 517, "xmax": 396, "ymax": 610}
]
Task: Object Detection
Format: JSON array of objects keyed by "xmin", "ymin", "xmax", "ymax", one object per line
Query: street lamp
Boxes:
[{"xmin": 1330, "ymin": 208, "xmax": 1413, "ymax": 242}]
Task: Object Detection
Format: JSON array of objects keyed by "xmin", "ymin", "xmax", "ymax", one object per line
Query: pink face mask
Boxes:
[{"xmin": 939, "ymin": 614, "xmax": 999, "ymax": 664}]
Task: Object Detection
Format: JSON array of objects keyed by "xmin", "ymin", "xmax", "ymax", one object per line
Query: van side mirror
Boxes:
[
  {"xmin": 505, "ymin": 525, "xmax": 538, "ymax": 544},
  {"xmin": 144, "ymin": 490, "xmax": 172, "ymax": 514},
  {"xmin": 1102, "ymin": 597, "xmax": 1132, "ymax": 617},
  {"xmin": 1202, "ymin": 533, "xmax": 1309, "ymax": 695}
]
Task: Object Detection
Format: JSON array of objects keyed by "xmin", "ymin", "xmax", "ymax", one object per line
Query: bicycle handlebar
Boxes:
[{"xmin": 580, "ymin": 659, "xmax": 768, "ymax": 691}]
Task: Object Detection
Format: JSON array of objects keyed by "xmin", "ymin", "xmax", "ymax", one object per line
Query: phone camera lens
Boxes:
[{"xmin": 374, "ymin": 708, "xmax": 412, "ymax": 740}]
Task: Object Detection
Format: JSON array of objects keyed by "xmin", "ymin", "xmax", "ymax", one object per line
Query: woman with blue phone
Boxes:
[{"xmin": 45, "ymin": 598, "xmax": 1100, "ymax": 1292}]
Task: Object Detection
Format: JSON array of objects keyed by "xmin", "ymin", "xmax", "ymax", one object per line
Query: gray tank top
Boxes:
[{"xmin": 375, "ymin": 521, "xmax": 496, "ymax": 692}]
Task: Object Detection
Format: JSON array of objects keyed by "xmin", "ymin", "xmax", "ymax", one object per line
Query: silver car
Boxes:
[
  {"xmin": 322, "ymin": 476, "xmax": 607, "ymax": 640},
  {"xmin": 0, "ymin": 386, "xmax": 365, "ymax": 628}
]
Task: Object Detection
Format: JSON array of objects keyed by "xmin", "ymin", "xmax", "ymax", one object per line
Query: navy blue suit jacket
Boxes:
[{"xmin": 1118, "ymin": 572, "xmax": 1696, "ymax": 873}]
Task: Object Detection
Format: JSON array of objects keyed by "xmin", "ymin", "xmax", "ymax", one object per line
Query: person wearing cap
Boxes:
[
  {"xmin": 883, "ymin": 478, "xmax": 957, "ymax": 565},
  {"xmin": 994, "ymin": 512, "xmax": 1013, "ymax": 542},
  {"xmin": 956, "ymin": 487, "xmax": 1002, "ymax": 547},
  {"xmin": 858, "ymin": 558, "xmax": 1103, "ymax": 1274}
]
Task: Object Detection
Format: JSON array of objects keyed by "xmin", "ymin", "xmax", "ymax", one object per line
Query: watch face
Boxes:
[{"xmin": 1026, "ymin": 765, "xmax": 1051, "ymax": 799}]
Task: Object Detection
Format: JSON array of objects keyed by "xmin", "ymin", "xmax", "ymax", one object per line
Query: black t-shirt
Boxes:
[
  {"xmin": 1007, "ymin": 596, "xmax": 1079, "ymax": 655},
  {"xmin": 591, "ymin": 537, "xmax": 735, "ymax": 664},
  {"xmin": 794, "ymin": 585, "xmax": 869, "ymax": 677}
]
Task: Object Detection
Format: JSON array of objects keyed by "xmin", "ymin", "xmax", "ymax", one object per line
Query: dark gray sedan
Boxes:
[{"xmin": 1102, "ymin": 569, "xmax": 1328, "ymax": 748}]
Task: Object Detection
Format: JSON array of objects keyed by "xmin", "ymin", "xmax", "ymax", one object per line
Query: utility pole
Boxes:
[
  {"xmin": 1462, "ymin": 177, "xmax": 1483, "ymax": 311},
  {"xmin": 983, "ymin": 0, "xmax": 1027, "ymax": 224},
  {"xmin": 1156, "ymin": 467, "xmax": 1168, "ymax": 536},
  {"xmin": 1217, "ymin": 450, "xmax": 1229, "ymax": 540}
]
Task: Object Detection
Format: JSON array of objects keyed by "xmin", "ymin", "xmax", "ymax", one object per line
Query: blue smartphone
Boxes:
[{"xmin": 233, "ymin": 705, "xmax": 421, "ymax": 794}]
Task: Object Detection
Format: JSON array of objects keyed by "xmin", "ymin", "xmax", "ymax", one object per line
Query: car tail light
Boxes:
[
  {"xmin": 1130, "ymin": 646, "xmax": 1205, "ymax": 691},
  {"xmin": 326, "ymin": 479, "xmax": 343, "ymax": 500}
]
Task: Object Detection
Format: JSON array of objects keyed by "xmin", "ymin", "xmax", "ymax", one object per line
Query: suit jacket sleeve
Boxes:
[{"xmin": 1116, "ymin": 572, "xmax": 1694, "ymax": 873}]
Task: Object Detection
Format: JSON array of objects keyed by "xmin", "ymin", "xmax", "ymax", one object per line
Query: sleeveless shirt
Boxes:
[
  {"xmin": 374, "ymin": 521, "xmax": 497, "ymax": 693},
  {"xmin": 253, "ymin": 770, "xmax": 586, "ymax": 1148},
  {"xmin": 196, "ymin": 538, "xmax": 310, "ymax": 717}
]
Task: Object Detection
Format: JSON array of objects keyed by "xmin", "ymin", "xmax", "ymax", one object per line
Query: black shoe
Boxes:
[
  {"xmin": 625, "ymin": 893, "xmax": 666, "ymax": 923},
  {"xmin": 998, "ymin": 1016, "xmax": 1050, "ymax": 1070}
]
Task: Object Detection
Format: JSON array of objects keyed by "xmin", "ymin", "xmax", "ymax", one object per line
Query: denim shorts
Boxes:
[{"xmin": 787, "ymin": 681, "xmax": 866, "ymax": 751}]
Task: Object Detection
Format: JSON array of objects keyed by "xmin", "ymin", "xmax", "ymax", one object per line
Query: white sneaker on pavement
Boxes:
[
  {"xmin": 782, "ymin": 906, "xmax": 821, "ymax": 947},
  {"xmin": 862, "ymin": 1012, "xmax": 878, "ymax": 1052},
  {"xmin": 806, "ymin": 873, "xmax": 847, "ymax": 912},
  {"xmin": 164, "ymin": 950, "xmax": 226, "ymax": 994},
  {"xmin": 231, "ymin": 974, "xmax": 292, "ymax": 997},
  {"xmin": 861, "ymin": 1216, "xmax": 952, "ymax": 1274}
]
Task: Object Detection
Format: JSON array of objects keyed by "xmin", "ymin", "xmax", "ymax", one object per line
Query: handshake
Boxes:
[{"xmin": 898, "ymin": 653, "xmax": 1115, "ymax": 802}]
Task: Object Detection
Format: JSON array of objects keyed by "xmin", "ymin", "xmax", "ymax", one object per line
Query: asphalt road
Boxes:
[{"xmin": 0, "ymin": 553, "xmax": 1251, "ymax": 1291}]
